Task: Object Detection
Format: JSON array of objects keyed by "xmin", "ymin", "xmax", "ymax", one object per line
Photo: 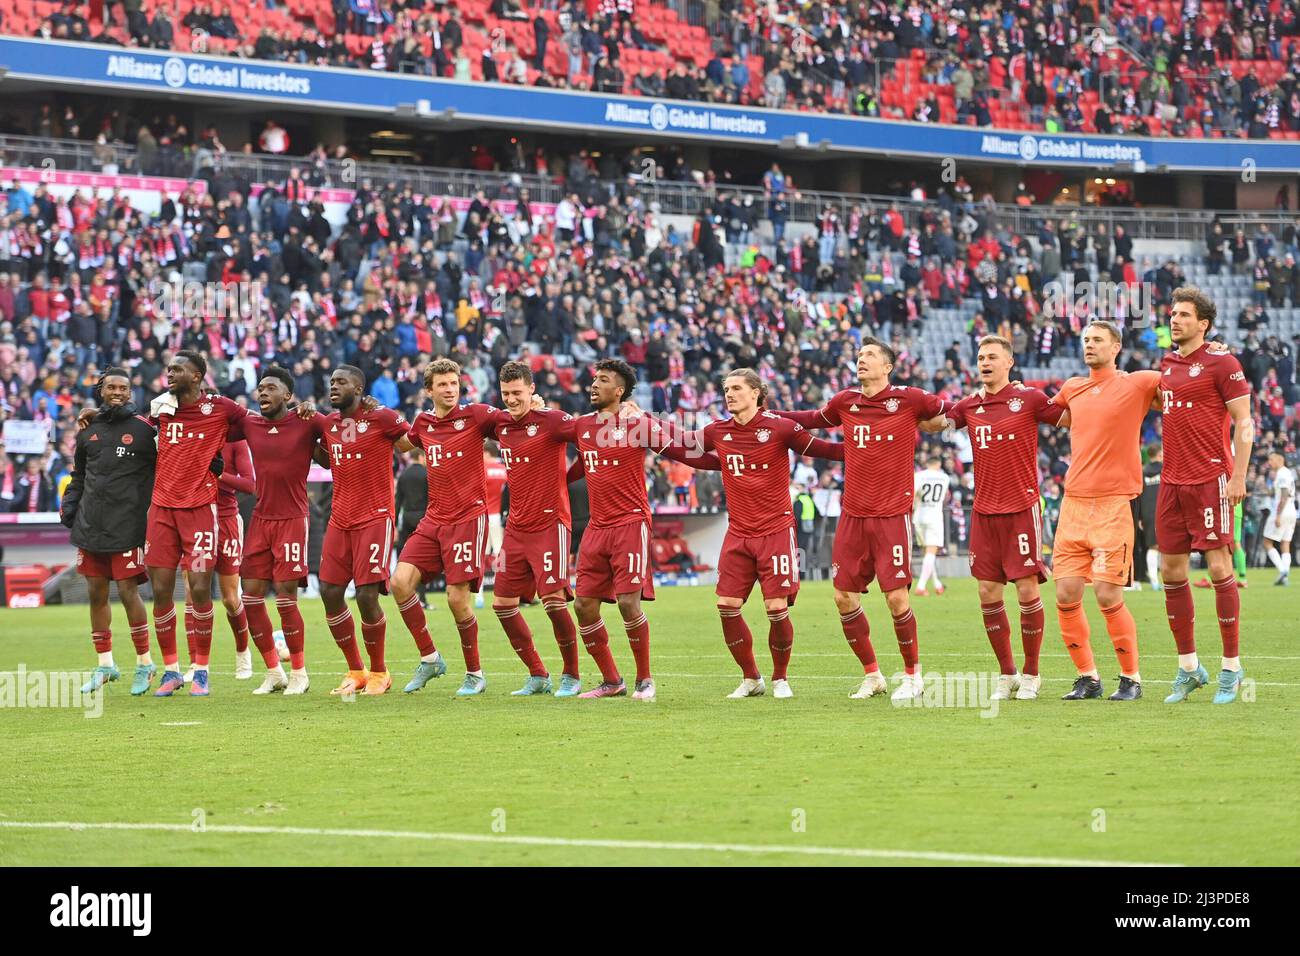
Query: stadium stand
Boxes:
[{"xmin": 3, "ymin": 0, "xmax": 1299, "ymax": 138}]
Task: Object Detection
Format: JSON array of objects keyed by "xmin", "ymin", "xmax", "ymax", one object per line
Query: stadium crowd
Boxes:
[
  {"xmin": 6, "ymin": 0, "xmax": 1300, "ymax": 138},
  {"xmin": 0, "ymin": 137, "xmax": 1297, "ymax": 572}
]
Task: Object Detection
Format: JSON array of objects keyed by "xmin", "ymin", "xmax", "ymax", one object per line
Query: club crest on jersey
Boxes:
[
  {"xmin": 1008, "ymin": 398, "xmax": 1023, "ymax": 412},
  {"xmin": 454, "ymin": 419, "xmax": 466, "ymax": 431},
  {"xmin": 884, "ymin": 398, "xmax": 901, "ymax": 413},
  {"xmin": 1189, "ymin": 363, "xmax": 1203, "ymax": 378},
  {"xmin": 199, "ymin": 401, "xmax": 213, "ymax": 415},
  {"xmin": 756, "ymin": 428, "xmax": 771, "ymax": 443},
  {"xmin": 356, "ymin": 421, "xmax": 370, "ymax": 433},
  {"xmin": 122, "ymin": 433, "xmax": 133, "ymax": 445},
  {"xmin": 611, "ymin": 427, "xmax": 626, "ymax": 441},
  {"xmin": 526, "ymin": 424, "xmax": 539, "ymax": 437}
]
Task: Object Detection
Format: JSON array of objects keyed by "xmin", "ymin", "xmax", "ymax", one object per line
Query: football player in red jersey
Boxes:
[
  {"xmin": 239, "ymin": 366, "xmax": 330, "ymax": 697},
  {"xmin": 943, "ymin": 336, "xmax": 1066, "ymax": 701},
  {"xmin": 142, "ymin": 349, "xmax": 249, "ymax": 697},
  {"xmin": 395, "ymin": 358, "xmax": 514, "ymax": 698},
  {"xmin": 775, "ymin": 339, "xmax": 948, "ymax": 701},
  {"xmin": 692, "ymin": 368, "xmax": 844, "ymax": 699},
  {"xmin": 567, "ymin": 358, "xmax": 716, "ymax": 701},
  {"xmin": 1156, "ymin": 287, "xmax": 1255, "ymax": 705},
  {"xmin": 318, "ymin": 365, "xmax": 416, "ymax": 697},
  {"xmin": 490, "ymin": 361, "xmax": 587, "ymax": 697}
]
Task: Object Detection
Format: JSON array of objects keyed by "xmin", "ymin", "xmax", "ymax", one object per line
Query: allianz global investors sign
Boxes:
[
  {"xmin": 979, "ymin": 133, "xmax": 1145, "ymax": 164},
  {"xmin": 604, "ymin": 101, "xmax": 769, "ymax": 135},
  {"xmin": 106, "ymin": 54, "xmax": 312, "ymax": 95}
]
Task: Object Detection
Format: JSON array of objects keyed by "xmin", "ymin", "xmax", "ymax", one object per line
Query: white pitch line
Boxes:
[
  {"xmin": 0, "ymin": 820, "xmax": 1178, "ymax": 867},
  {"xmin": 159, "ymin": 721, "xmax": 202, "ymax": 726}
]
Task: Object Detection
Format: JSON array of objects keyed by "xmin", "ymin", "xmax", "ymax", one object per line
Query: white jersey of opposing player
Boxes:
[
  {"xmin": 1272, "ymin": 467, "xmax": 1296, "ymax": 517},
  {"xmin": 1265, "ymin": 466, "xmax": 1297, "ymax": 543},
  {"xmin": 913, "ymin": 468, "xmax": 950, "ymax": 548}
]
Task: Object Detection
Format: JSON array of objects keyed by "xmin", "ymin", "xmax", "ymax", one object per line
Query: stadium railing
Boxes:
[{"xmin": 3, "ymin": 131, "xmax": 1297, "ymax": 243}]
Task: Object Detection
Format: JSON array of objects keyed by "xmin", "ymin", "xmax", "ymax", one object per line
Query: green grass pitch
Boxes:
[{"xmin": 1, "ymin": 575, "xmax": 1296, "ymax": 866}]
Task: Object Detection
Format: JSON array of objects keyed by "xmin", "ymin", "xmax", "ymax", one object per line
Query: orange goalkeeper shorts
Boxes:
[{"xmin": 1052, "ymin": 494, "xmax": 1134, "ymax": 587}]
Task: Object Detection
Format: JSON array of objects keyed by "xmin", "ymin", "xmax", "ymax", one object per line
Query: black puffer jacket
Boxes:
[{"xmin": 61, "ymin": 402, "xmax": 157, "ymax": 553}]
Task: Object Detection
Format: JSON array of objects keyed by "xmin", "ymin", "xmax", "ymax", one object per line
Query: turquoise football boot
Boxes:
[
  {"xmin": 1212, "ymin": 668, "xmax": 1244, "ymax": 704},
  {"xmin": 510, "ymin": 675, "xmax": 553, "ymax": 696},
  {"xmin": 81, "ymin": 665, "xmax": 120, "ymax": 694},
  {"xmin": 1164, "ymin": 665, "xmax": 1210, "ymax": 703}
]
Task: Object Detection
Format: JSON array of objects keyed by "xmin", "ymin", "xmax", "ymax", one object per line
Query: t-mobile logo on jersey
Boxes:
[
  {"xmin": 583, "ymin": 450, "xmax": 600, "ymax": 472},
  {"xmin": 164, "ymin": 422, "xmax": 204, "ymax": 444},
  {"xmin": 973, "ymin": 425, "xmax": 1016, "ymax": 450},
  {"xmin": 852, "ymin": 425, "xmax": 871, "ymax": 447},
  {"xmin": 725, "ymin": 454, "xmax": 746, "ymax": 476},
  {"xmin": 427, "ymin": 444, "xmax": 461, "ymax": 467},
  {"xmin": 500, "ymin": 448, "xmax": 529, "ymax": 470}
]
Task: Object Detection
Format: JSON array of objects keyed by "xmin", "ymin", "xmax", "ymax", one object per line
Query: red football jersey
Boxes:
[
  {"xmin": 702, "ymin": 411, "xmax": 820, "ymax": 538},
  {"xmin": 948, "ymin": 383, "xmax": 1064, "ymax": 515},
  {"xmin": 242, "ymin": 412, "xmax": 328, "ymax": 519},
  {"xmin": 495, "ymin": 408, "xmax": 576, "ymax": 531},
  {"xmin": 153, "ymin": 394, "xmax": 248, "ymax": 508},
  {"xmin": 320, "ymin": 406, "xmax": 409, "ymax": 530},
  {"xmin": 217, "ymin": 440, "xmax": 254, "ymax": 518},
  {"xmin": 485, "ymin": 458, "xmax": 507, "ymax": 514},
  {"xmin": 784, "ymin": 386, "xmax": 945, "ymax": 518},
  {"xmin": 1158, "ymin": 343, "xmax": 1252, "ymax": 485},
  {"xmin": 407, "ymin": 403, "xmax": 509, "ymax": 525},
  {"xmin": 574, "ymin": 412, "xmax": 677, "ymax": 529}
]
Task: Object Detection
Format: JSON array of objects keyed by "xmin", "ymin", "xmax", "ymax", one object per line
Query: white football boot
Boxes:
[
  {"xmin": 284, "ymin": 670, "xmax": 310, "ymax": 695},
  {"xmin": 1014, "ymin": 674, "xmax": 1041, "ymax": 700},
  {"xmin": 890, "ymin": 671, "xmax": 925, "ymax": 702},
  {"xmin": 252, "ymin": 667, "xmax": 288, "ymax": 695},
  {"xmin": 990, "ymin": 672, "xmax": 1021, "ymax": 701},
  {"xmin": 234, "ymin": 649, "xmax": 254, "ymax": 680},
  {"xmin": 849, "ymin": 671, "xmax": 888, "ymax": 699},
  {"xmin": 726, "ymin": 676, "xmax": 766, "ymax": 698},
  {"xmin": 772, "ymin": 678, "xmax": 793, "ymax": 699}
]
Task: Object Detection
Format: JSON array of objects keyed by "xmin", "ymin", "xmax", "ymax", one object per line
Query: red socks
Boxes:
[
  {"xmin": 326, "ymin": 607, "xmax": 365, "ymax": 671},
  {"xmin": 839, "ymin": 606, "xmax": 878, "ymax": 673},
  {"xmin": 1163, "ymin": 579, "xmax": 1197, "ymax": 655},
  {"xmin": 981, "ymin": 601, "xmax": 1016, "ymax": 675},
  {"xmin": 543, "ymin": 599, "xmax": 580, "ymax": 678},
  {"xmin": 276, "ymin": 595, "xmax": 306, "ymax": 670},
  {"xmin": 1211, "ymin": 576, "xmax": 1241, "ymax": 658},
  {"xmin": 455, "ymin": 614, "xmax": 481, "ymax": 672},
  {"xmin": 227, "ymin": 602, "xmax": 250, "ymax": 654},
  {"xmin": 1018, "ymin": 597, "xmax": 1045, "ymax": 676},
  {"xmin": 623, "ymin": 611, "xmax": 651, "ymax": 682},
  {"xmin": 243, "ymin": 594, "xmax": 281, "ymax": 669},
  {"xmin": 360, "ymin": 616, "xmax": 387, "ymax": 673},
  {"xmin": 718, "ymin": 605, "xmax": 760, "ymax": 679},
  {"xmin": 154, "ymin": 605, "xmax": 179, "ymax": 668},
  {"xmin": 494, "ymin": 604, "xmax": 547, "ymax": 677},
  {"xmin": 578, "ymin": 619, "xmax": 622, "ymax": 684},
  {"xmin": 128, "ymin": 620, "xmax": 151, "ymax": 657},
  {"xmin": 190, "ymin": 602, "xmax": 215, "ymax": 666},
  {"xmin": 396, "ymin": 592, "xmax": 436, "ymax": 657},
  {"xmin": 91, "ymin": 630, "xmax": 111, "ymax": 654},
  {"xmin": 766, "ymin": 607, "xmax": 793, "ymax": 681},
  {"xmin": 891, "ymin": 606, "xmax": 919, "ymax": 674},
  {"xmin": 185, "ymin": 603, "xmax": 196, "ymax": 662}
]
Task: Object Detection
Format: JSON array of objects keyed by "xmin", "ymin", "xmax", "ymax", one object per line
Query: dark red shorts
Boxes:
[
  {"xmin": 146, "ymin": 504, "xmax": 220, "ymax": 573},
  {"xmin": 320, "ymin": 517, "xmax": 394, "ymax": 590},
  {"xmin": 1157, "ymin": 479, "xmax": 1234, "ymax": 554},
  {"xmin": 577, "ymin": 521, "xmax": 655, "ymax": 602},
  {"xmin": 215, "ymin": 512, "xmax": 244, "ymax": 576},
  {"xmin": 242, "ymin": 514, "xmax": 310, "ymax": 586},
  {"xmin": 495, "ymin": 522, "xmax": 574, "ymax": 601},
  {"xmin": 715, "ymin": 526, "xmax": 800, "ymax": 603},
  {"xmin": 398, "ymin": 514, "xmax": 490, "ymax": 591},
  {"xmin": 77, "ymin": 547, "xmax": 147, "ymax": 584},
  {"xmin": 968, "ymin": 507, "xmax": 1048, "ymax": 584},
  {"xmin": 832, "ymin": 514, "xmax": 912, "ymax": 593}
]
